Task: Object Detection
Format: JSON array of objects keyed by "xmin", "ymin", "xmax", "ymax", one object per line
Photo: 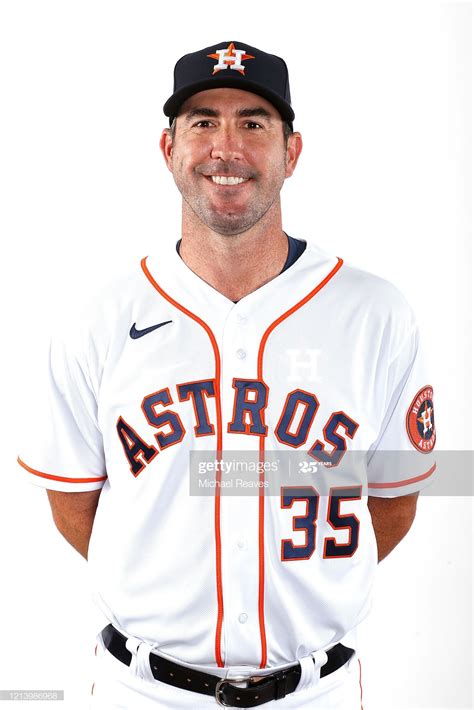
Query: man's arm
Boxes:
[
  {"xmin": 368, "ymin": 492, "xmax": 419, "ymax": 563},
  {"xmin": 46, "ymin": 489, "xmax": 102, "ymax": 560},
  {"xmin": 46, "ymin": 489, "xmax": 418, "ymax": 563}
]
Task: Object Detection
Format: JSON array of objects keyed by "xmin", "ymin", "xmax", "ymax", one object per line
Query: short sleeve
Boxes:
[
  {"xmin": 367, "ymin": 317, "xmax": 437, "ymax": 498},
  {"xmin": 17, "ymin": 325, "xmax": 107, "ymax": 492}
]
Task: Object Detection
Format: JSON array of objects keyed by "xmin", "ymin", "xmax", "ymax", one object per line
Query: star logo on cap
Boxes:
[{"xmin": 207, "ymin": 42, "xmax": 255, "ymax": 76}]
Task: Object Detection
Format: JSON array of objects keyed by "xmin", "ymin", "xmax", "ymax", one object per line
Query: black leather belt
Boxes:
[{"xmin": 101, "ymin": 624, "xmax": 354, "ymax": 707}]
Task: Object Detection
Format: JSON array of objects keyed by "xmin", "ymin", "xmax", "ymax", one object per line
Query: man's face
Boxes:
[{"xmin": 161, "ymin": 88, "xmax": 301, "ymax": 236}]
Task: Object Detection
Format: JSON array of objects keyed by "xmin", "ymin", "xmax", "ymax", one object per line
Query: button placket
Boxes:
[{"xmin": 219, "ymin": 311, "xmax": 261, "ymax": 665}]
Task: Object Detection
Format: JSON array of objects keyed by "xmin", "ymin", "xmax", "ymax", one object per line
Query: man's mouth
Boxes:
[{"xmin": 204, "ymin": 175, "xmax": 251, "ymax": 186}]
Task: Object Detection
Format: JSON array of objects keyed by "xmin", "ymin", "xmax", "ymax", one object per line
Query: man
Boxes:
[{"xmin": 18, "ymin": 41, "xmax": 436, "ymax": 708}]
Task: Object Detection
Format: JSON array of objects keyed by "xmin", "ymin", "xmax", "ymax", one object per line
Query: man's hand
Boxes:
[
  {"xmin": 46, "ymin": 489, "xmax": 102, "ymax": 560},
  {"xmin": 368, "ymin": 493, "xmax": 419, "ymax": 563}
]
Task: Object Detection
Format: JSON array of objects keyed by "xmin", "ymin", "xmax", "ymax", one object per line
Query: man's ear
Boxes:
[
  {"xmin": 160, "ymin": 128, "xmax": 174, "ymax": 172},
  {"xmin": 285, "ymin": 131, "xmax": 303, "ymax": 179}
]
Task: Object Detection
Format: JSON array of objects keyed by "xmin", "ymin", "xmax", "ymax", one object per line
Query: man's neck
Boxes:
[{"xmin": 179, "ymin": 212, "xmax": 289, "ymax": 302}]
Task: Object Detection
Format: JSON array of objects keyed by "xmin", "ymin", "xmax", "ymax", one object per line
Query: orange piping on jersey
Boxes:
[
  {"xmin": 141, "ymin": 256, "xmax": 225, "ymax": 667},
  {"xmin": 17, "ymin": 457, "xmax": 108, "ymax": 484},
  {"xmin": 256, "ymin": 257, "xmax": 344, "ymax": 669},
  {"xmin": 368, "ymin": 462, "xmax": 436, "ymax": 489},
  {"xmin": 358, "ymin": 657, "xmax": 364, "ymax": 709}
]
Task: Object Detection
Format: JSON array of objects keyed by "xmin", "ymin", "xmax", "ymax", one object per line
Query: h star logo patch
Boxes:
[
  {"xmin": 417, "ymin": 401, "xmax": 433, "ymax": 435},
  {"xmin": 207, "ymin": 42, "xmax": 255, "ymax": 75}
]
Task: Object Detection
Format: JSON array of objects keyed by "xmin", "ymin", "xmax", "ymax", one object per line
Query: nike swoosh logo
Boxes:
[{"xmin": 130, "ymin": 320, "xmax": 173, "ymax": 339}]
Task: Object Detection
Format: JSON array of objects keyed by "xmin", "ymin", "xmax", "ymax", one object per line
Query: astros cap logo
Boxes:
[{"xmin": 207, "ymin": 42, "xmax": 255, "ymax": 75}]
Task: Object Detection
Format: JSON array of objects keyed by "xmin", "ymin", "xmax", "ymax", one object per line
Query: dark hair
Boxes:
[
  {"xmin": 169, "ymin": 117, "xmax": 293, "ymax": 144},
  {"xmin": 282, "ymin": 121, "xmax": 293, "ymax": 145},
  {"xmin": 170, "ymin": 117, "xmax": 177, "ymax": 141}
]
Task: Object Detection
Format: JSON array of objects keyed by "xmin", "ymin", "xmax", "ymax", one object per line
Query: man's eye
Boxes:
[{"xmin": 191, "ymin": 120, "xmax": 263, "ymax": 129}]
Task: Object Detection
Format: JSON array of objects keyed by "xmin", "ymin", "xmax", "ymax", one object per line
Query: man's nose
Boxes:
[{"xmin": 209, "ymin": 127, "xmax": 244, "ymax": 161}]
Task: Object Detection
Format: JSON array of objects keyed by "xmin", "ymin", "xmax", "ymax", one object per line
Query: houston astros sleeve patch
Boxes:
[{"xmin": 406, "ymin": 385, "xmax": 436, "ymax": 453}]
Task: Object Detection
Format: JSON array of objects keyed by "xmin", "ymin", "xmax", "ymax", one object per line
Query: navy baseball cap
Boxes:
[{"xmin": 163, "ymin": 41, "xmax": 295, "ymax": 130}]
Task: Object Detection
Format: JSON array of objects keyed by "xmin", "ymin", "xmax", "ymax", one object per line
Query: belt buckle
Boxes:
[{"xmin": 215, "ymin": 675, "xmax": 250, "ymax": 707}]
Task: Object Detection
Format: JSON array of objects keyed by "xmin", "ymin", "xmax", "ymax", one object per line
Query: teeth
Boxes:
[{"xmin": 210, "ymin": 175, "xmax": 248, "ymax": 185}]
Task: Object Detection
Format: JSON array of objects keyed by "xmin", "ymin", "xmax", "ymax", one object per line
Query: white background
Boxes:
[{"xmin": 0, "ymin": 1, "xmax": 472, "ymax": 709}]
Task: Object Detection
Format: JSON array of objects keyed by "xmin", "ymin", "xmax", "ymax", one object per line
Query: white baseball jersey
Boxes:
[{"xmin": 18, "ymin": 238, "xmax": 436, "ymax": 671}]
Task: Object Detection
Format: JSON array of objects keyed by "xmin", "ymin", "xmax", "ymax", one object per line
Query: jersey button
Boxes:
[
  {"xmin": 236, "ymin": 349, "xmax": 246, "ymax": 360},
  {"xmin": 238, "ymin": 613, "xmax": 248, "ymax": 624},
  {"xmin": 236, "ymin": 539, "xmax": 247, "ymax": 550},
  {"xmin": 236, "ymin": 313, "xmax": 247, "ymax": 324}
]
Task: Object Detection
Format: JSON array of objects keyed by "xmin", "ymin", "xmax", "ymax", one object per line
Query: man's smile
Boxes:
[{"xmin": 202, "ymin": 174, "xmax": 252, "ymax": 187}]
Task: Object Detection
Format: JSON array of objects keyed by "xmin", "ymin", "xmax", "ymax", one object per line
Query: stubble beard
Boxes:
[
  {"xmin": 183, "ymin": 190, "xmax": 274, "ymax": 236},
  {"xmin": 176, "ymin": 171, "xmax": 285, "ymax": 237}
]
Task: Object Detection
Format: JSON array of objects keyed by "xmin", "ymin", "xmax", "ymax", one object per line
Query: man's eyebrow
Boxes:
[
  {"xmin": 237, "ymin": 107, "xmax": 273, "ymax": 121},
  {"xmin": 184, "ymin": 107, "xmax": 219, "ymax": 122},
  {"xmin": 183, "ymin": 106, "xmax": 274, "ymax": 123}
]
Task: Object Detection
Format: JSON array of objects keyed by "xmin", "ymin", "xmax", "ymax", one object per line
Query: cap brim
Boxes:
[{"xmin": 163, "ymin": 75, "xmax": 295, "ymax": 124}]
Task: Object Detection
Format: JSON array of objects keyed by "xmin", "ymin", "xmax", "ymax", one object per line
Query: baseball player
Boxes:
[{"xmin": 18, "ymin": 41, "xmax": 436, "ymax": 709}]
